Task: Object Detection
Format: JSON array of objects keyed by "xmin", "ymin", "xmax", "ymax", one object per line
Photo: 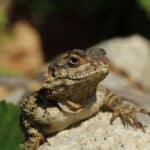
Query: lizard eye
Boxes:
[{"xmin": 69, "ymin": 56, "xmax": 79, "ymax": 67}]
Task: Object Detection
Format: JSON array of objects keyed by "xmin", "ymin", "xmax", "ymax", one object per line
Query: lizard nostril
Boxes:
[{"xmin": 99, "ymin": 48, "xmax": 106, "ymax": 55}]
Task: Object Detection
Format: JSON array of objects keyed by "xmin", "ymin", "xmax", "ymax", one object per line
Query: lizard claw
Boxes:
[{"xmin": 110, "ymin": 109, "xmax": 145, "ymax": 132}]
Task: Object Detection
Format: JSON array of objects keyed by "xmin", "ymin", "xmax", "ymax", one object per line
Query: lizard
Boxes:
[{"xmin": 20, "ymin": 48, "xmax": 150, "ymax": 150}]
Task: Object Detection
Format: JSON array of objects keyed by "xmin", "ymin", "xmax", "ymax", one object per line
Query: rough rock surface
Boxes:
[
  {"xmin": 93, "ymin": 35, "xmax": 150, "ymax": 108},
  {"xmin": 39, "ymin": 112, "xmax": 150, "ymax": 150},
  {"xmin": 40, "ymin": 35, "xmax": 150, "ymax": 150},
  {"xmin": 95, "ymin": 35, "xmax": 150, "ymax": 89}
]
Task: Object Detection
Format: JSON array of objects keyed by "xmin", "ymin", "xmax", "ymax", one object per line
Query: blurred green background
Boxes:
[{"xmin": 0, "ymin": 0, "xmax": 149, "ymax": 149}]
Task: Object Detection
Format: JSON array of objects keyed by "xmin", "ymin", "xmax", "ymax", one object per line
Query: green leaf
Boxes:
[{"xmin": 0, "ymin": 101, "xmax": 24, "ymax": 150}]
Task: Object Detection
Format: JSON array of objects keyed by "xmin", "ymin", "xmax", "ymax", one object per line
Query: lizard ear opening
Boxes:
[{"xmin": 48, "ymin": 65, "xmax": 56, "ymax": 77}]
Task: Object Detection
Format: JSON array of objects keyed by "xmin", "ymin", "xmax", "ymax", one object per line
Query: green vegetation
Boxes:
[
  {"xmin": 0, "ymin": 67, "xmax": 24, "ymax": 77},
  {"xmin": 138, "ymin": 0, "xmax": 150, "ymax": 13},
  {"xmin": 0, "ymin": 32, "xmax": 13, "ymax": 48},
  {"xmin": 0, "ymin": 9, "xmax": 8, "ymax": 28},
  {"xmin": 0, "ymin": 101, "xmax": 24, "ymax": 150}
]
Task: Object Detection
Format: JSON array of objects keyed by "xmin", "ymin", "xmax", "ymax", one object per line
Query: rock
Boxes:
[
  {"xmin": 39, "ymin": 112, "xmax": 150, "ymax": 150},
  {"xmin": 1, "ymin": 88, "xmax": 26, "ymax": 104},
  {"xmin": 39, "ymin": 35, "xmax": 150, "ymax": 150},
  {"xmin": 92, "ymin": 35, "xmax": 150, "ymax": 108},
  {"xmin": 93, "ymin": 34, "xmax": 150, "ymax": 89}
]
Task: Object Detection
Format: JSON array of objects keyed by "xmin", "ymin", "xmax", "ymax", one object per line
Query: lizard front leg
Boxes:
[
  {"xmin": 20, "ymin": 116, "xmax": 45, "ymax": 150},
  {"xmin": 101, "ymin": 89, "xmax": 150, "ymax": 132},
  {"xmin": 20, "ymin": 93, "xmax": 46, "ymax": 150},
  {"xmin": 21, "ymin": 92, "xmax": 61, "ymax": 125}
]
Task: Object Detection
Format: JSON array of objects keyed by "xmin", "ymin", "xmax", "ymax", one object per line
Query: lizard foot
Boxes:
[
  {"xmin": 110, "ymin": 107, "xmax": 146, "ymax": 132},
  {"xmin": 23, "ymin": 135, "xmax": 45, "ymax": 150},
  {"xmin": 22, "ymin": 125, "xmax": 45, "ymax": 150},
  {"xmin": 23, "ymin": 138, "xmax": 40, "ymax": 150}
]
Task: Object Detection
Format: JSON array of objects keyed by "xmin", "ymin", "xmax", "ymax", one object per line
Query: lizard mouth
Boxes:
[{"xmin": 67, "ymin": 63, "xmax": 109, "ymax": 80}]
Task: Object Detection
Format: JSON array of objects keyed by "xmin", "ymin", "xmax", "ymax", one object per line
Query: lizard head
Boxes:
[
  {"xmin": 48, "ymin": 48, "xmax": 109, "ymax": 81},
  {"xmin": 44, "ymin": 48, "xmax": 109, "ymax": 105}
]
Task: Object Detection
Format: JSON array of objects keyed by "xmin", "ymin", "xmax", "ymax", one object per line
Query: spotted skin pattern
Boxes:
[{"xmin": 20, "ymin": 48, "xmax": 150, "ymax": 150}]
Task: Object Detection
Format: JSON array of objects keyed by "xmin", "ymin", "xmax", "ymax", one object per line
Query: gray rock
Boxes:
[
  {"xmin": 39, "ymin": 112, "xmax": 150, "ymax": 150},
  {"xmin": 93, "ymin": 35, "xmax": 150, "ymax": 108},
  {"xmin": 39, "ymin": 35, "xmax": 150, "ymax": 150},
  {"xmin": 94, "ymin": 34, "xmax": 150, "ymax": 89},
  {"xmin": 1, "ymin": 88, "xmax": 27, "ymax": 104}
]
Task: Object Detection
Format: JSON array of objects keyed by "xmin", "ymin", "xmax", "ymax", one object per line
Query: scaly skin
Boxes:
[{"xmin": 20, "ymin": 48, "xmax": 150, "ymax": 150}]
